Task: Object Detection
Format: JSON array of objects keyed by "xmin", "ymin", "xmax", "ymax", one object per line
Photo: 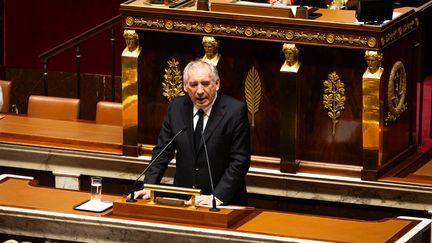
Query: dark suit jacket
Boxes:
[{"xmin": 144, "ymin": 92, "xmax": 251, "ymax": 205}]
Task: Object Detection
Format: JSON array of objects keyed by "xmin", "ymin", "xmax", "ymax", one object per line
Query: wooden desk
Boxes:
[
  {"xmin": 0, "ymin": 175, "xmax": 430, "ymax": 242},
  {"xmin": 120, "ymin": 0, "xmax": 428, "ymax": 181},
  {"xmin": 0, "ymin": 114, "xmax": 122, "ymax": 155}
]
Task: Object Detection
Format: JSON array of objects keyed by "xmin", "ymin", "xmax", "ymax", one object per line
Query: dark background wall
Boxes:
[
  {"xmin": 1, "ymin": 0, "xmax": 126, "ymax": 119},
  {"xmin": 3, "ymin": 0, "xmax": 125, "ymax": 74}
]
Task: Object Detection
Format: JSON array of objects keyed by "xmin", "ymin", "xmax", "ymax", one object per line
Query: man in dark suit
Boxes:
[{"xmin": 133, "ymin": 59, "xmax": 251, "ymax": 206}]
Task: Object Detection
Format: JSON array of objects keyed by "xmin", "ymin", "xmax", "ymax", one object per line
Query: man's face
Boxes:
[{"xmin": 184, "ymin": 65, "xmax": 220, "ymax": 109}]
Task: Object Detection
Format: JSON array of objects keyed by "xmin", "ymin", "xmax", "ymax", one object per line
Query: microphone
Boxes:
[
  {"xmin": 127, "ymin": 128, "xmax": 186, "ymax": 203},
  {"xmin": 201, "ymin": 129, "xmax": 220, "ymax": 212}
]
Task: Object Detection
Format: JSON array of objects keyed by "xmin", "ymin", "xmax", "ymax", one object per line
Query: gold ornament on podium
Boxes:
[
  {"xmin": 245, "ymin": 66, "xmax": 262, "ymax": 128},
  {"xmin": 385, "ymin": 61, "xmax": 407, "ymax": 125},
  {"xmin": 162, "ymin": 58, "xmax": 185, "ymax": 101},
  {"xmin": 323, "ymin": 72, "xmax": 346, "ymax": 136}
]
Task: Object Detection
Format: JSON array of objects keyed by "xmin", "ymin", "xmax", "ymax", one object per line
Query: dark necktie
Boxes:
[{"xmin": 194, "ymin": 109, "xmax": 204, "ymax": 151}]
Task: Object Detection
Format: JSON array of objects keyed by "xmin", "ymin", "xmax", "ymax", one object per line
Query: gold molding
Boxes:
[
  {"xmin": 162, "ymin": 58, "xmax": 185, "ymax": 101},
  {"xmin": 381, "ymin": 18, "xmax": 419, "ymax": 46},
  {"xmin": 125, "ymin": 16, "xmax": 375, "ymax": 48},
  {"xmin": 385, "ymin": 61, "xmax": 407, "ymax": 125},
  {"xmin": 323, "ymin": 72, "xmax": 346, "ymax": 136},
  {"xmin": 245, "ymin": 66, "xmax": 262, "ymax": 128}
]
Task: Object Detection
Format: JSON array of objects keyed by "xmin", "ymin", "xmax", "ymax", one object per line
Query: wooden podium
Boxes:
[
  {"xmin": 112, "ymin": 198, "xmax": 254, "ymax": 227},
  {"xmin": 112, "ymin": 183, "xmax": 254, "ymax": 228}
]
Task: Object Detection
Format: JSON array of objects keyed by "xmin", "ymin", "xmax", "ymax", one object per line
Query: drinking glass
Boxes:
[{"xmin": 90, "ymin": 177, "xmax": 102, "ymax": 202}]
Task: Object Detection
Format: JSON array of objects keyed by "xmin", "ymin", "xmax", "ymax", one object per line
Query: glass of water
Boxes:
[{"xmin": 90, "ymin": 177, "xmax": 102, "ymax": 202}]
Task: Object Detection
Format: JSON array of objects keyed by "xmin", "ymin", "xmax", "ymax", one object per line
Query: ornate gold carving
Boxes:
[
  {"xmin": 201, "ymin": 36, "xmax": 221, "ymax": 66},
  {"xmin": 285, "ymin": 31, "xmax": 294, "ymax": 40},
  {"xmin": 125, "ymin": 16, "xmax": 134, "ymax": 26},
  {"xmin": 126, "ymin": 13, "xmax": 419, "ymax": 48},
  {"xmin": 382, "ymin": 18, "xmax": 419, "ymax": 46},
  {"xmin": 127, "ymin": 16, "xmax": 374, "ymax": 48},
  {"xmin": 162, "ymin": 58, "xmax": 185, "ymax": 101},
  {"xmin": 121, "ymin": 30, "xmax": 141, "ymax": 148},
  {"xmin": 281, "ymin": 43, "xmax": 300, "ymax": 72},
  {"xmin": 323, "ymin": 72, "xmax": 346, "ymax": 136},
  {"xmin": 362, "ymin": 51, "xmax": 382, "ymax": 159},
  {"xmin": 245, "ymin": 66, "xmax": 262, "ymax": 127},
  {"xmin": 245, "ymin": 27, "xmax": 253, "ymax": 37},
  {"xmin": 204, "ymin": 23, "xmax": 213, "ymax": 33},
  {"xmin": 326, "ymin": 34, "xmax": 335, "ymax": 44},
  {"xmin": 385, "ymin": 29, "xmax": 398, "ymax": 44},
  {"xmin": 165, "ymin": 20, "xmax": 174, "ymax": 30},
  {"xmin": 367, "ymin": 37, "xmax": 377, "ymax": 48},
  {"xmin": 364, "ymin": 51, "xmax": 383, "ymax": 76},
  {"xmin": 122, "ymin": 30, "xmax": 141, "ymax": 57},
  {"xmin": 385, "ymin": 61, "xmax": 407, "ymax": 125}
]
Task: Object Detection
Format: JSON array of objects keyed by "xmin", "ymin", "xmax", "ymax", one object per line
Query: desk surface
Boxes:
[
  {"xmin": 0, "ymin": 114, "xmax": 122, "ymax": 154},
  {"xmin": 0, "ymin": 176, "xmax": 429, "ymax": 243}
]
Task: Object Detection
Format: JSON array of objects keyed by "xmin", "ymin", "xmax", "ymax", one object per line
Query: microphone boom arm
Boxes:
[{"xmin": 127, "ymin": 128, "xmax": 185, "ymax": 203}]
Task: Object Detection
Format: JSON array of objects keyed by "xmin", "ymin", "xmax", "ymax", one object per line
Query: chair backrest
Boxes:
[
  {"xmin": 28, "ymin": 95, "xmax": 80, "ymax": 121},
  {"xmin": 0, "ymin": 80, "xmax": 12, "ymax": 113},
  {"xmin": 96, "ymin": 101, "xmax": 123, "ymax": 126}
]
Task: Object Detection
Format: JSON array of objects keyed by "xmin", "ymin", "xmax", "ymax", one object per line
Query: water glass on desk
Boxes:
[{"xmin": 90, "ymin": 177, "xmax": 102, "ymax": 202}]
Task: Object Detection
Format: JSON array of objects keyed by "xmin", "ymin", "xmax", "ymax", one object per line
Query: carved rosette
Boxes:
[
  {"xmin": 385, "ymin": 61, "xmax": 407, "ymax": 125},
  {"xmin": 323, "ymin": 72, "xmax": 346, "ymax": 136},
  {"xmin": 162, "ymin": 58, "xmax": 185, "ymax": 101},
  {"xmin": 245, "ymin": 66, "xmax": 262, "ymax": 127}
]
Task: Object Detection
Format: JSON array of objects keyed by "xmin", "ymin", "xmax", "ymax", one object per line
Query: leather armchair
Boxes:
[{"xmin": 28, "ymin": 95, "xmax": 80, "ymax": 121}]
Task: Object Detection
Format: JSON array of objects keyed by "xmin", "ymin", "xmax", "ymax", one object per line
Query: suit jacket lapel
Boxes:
[
  {"xmin": 197, "ymin": 93, "xmax": 226, "ymax": 151},
  {"xmin": 182, "ymin": 97, "xmax": 195, "ymax": 155}
]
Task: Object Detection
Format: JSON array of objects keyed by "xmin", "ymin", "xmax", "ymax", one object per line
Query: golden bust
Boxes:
[
  {"xmin": 201, "ymin": 36, "xmax": 221, "ymax": 66},
  {"xmin": 364, "ymin": 50, "xmax": 383, "ymax": 76},
  {"xmin": 281, "ymin": 43, "xmax": 300, "ymax": 72},
  {"xmin": 122, "ymin": 30, "xmax": 141, "ymax": 56}
]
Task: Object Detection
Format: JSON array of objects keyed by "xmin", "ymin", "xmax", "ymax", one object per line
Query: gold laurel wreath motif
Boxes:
[
  {"xmin": 162, "ymin": 58, "xmax": 185, "ymax": 101},
  {"xmin": 323, "ymin": 72, "xmax": 346, "ymax": 136},
  {"xmin": 385, "ymin": 61, "xmax": 407, "ymax": 125},
  {"xmin": 245, "ymin": 66, "xmax": 262, "ymax": 127}
]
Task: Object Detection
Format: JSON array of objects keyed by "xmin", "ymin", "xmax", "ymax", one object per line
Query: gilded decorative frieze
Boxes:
[
  {"xmin": 385, "ymin": 61, "xmax": 407, "ymax": 125},
  {"xmin": 245, "ymin": 66, "xmax": 262, "ymax": 128},
  {"xmin": 162, "ymin": 58, "xmax": 185, "ymax": 101},
  {"xmin": 124, "ymin": 16, "xmax": 374, "ymax": 48},
  {"xmin": 323, "ymin": 72, "xmax": 346, "ymax": 136},
  {"xmin": 381, "ymin": 18, "xmax": 419, "ymax": 46}
]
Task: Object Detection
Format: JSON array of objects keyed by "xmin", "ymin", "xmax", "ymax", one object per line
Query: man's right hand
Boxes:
[{"xmin": 127, "ymin": 189, "xmax": 151, "ymax": 200}]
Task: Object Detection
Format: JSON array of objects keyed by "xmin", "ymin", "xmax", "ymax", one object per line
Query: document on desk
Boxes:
[{"xmin": 74, "ymin": 200, "xmax": 113, "ymax": 212}]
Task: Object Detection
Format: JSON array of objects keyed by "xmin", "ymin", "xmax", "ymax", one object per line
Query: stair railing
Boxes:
[{"xmin": 39, "ymin": 14, "xmax": 122, "ymax": 101}]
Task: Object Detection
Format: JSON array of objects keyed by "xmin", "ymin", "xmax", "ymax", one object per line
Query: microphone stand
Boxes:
[
  {"xmin": 127, "ymin": 128, "xmax": 185, "ymax": 203},
  {"xmin": 201, "ymin": 129, "xmax": 220, "ymax": 212}
]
